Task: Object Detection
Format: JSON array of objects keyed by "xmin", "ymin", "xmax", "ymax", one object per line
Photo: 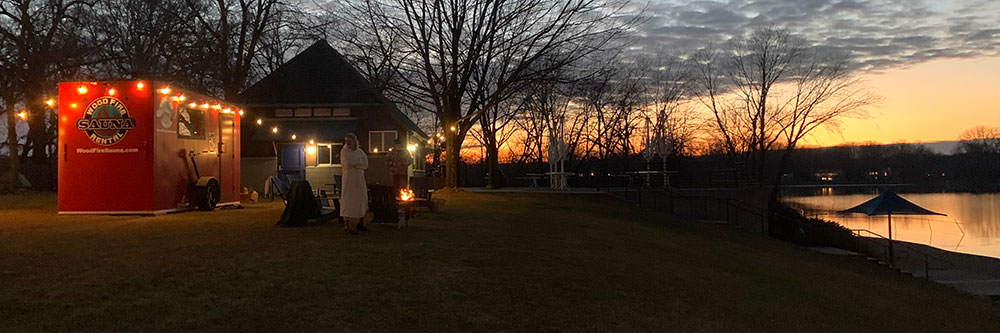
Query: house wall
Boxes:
[
  {"xmin": 241, "ymin": 104, "xmax": 426, "ymax": 189},
  {"xmin": 242, "ymin": 157, "xmax": 277, "ymax": 193},
  {"xmin": 367, "ymin": 155, "xmax": 392, "ymax": 186},
  {"xmin": 306, "ymin": 165, "xmax": 340, "ymax": 194}
]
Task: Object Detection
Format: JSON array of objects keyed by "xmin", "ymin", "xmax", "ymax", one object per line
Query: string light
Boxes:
[
  {"xmin": 291, "ymin": 134, "xmax": 297, "ymax": 140},
  {"xmin": 373, "ymin": 147, "xmax": 379, "ymax": 153},
  {"xmin": 16, "ymin": 111, "xmax": 27, "ymax": 120},
  {"xmin": 70, "ymin": 103, "xmax": 78, "ymax": 108},
  {"xmin": 308, "ymin": 139, "xmax": 315, "ymax": 145},
  {"xmin": 256, "ymin": 118, "xmax": 262, "ymax": 125},
  {"xmin": 271, "ymin": 126, "xmax": 278, "ymax": 133},
  {"xmin": 450, "ymin": 126, "xmax": 456, "ymax": 132},
  {"xmin": 44, "ymin": 99, "xmax": 55, "ymax": 107},
  {"xmin": 237, "ymin": 110, "xmax": 244, "ymax": 116},
  {"xmin": 159, "ymin": 87, "xmax": 171, "ymax": 95},
  {"xmin": 306, "ymin": 145, "xmax": 317, "ymax": 154},
  {"xmin": 77, "ymin": 85, "xmax": 88, "ymax": 94},
  {"xmin": 107, "ymin": 88, "xmax": 116, "ymax": 96},
  {"xmin": 178, "ymin": 95, "xmax": 185, "ymax": 102},
  {"xmin": 201, "ymin": 103, "xmax": 210, "ymax": 109},
  {"xmin": 136, "ymin": 82, "xmax": 145, "ymax": 90},
  {"xmin": 188, "ymin": 102, "xmax": 197, "ymax": 108}
]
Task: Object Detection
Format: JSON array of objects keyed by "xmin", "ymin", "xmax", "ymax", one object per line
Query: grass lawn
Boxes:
[{"xmin": 1, "ymin": 191, "xmax": 998, "ymax": 331}]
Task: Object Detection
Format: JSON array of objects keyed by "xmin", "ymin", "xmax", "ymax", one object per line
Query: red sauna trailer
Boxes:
[{"xmin": 58, "ymin": 80, "xmax": 242, "ymax": 214}]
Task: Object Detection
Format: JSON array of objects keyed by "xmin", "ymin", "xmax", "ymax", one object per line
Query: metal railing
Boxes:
[
  {"xmin": 611, "ymin": 185, "xmax": 772, "ymax": 235},
  {"xmin": 610, "ymin": 181, "xmax": 956, "ymax": 280},
  {"xmin": 850, "ymin": 228, "xmax": 953, "ymax": 279}
]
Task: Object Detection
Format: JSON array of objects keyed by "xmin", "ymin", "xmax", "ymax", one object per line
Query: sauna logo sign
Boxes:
[{"xmin": 76, "ymin": 97, "xmax": 136, "ymax": 146}]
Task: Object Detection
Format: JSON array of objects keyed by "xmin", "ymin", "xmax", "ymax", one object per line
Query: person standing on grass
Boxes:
[
  {"xmin": 340, "ymin": 133, "xmax": 369, "ymax": 234},
  {"xmin": 385, "ymin": 139, "xmax": 412, "ymax": 191}
]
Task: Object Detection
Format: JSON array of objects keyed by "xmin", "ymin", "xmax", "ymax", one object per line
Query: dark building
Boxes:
[{"xmin": 236, "ymin": 40, "xmax": 428, "ymax": 194}]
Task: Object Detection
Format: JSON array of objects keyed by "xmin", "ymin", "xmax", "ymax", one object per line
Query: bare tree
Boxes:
[
  {"xmin": 645, "ymin": 53, "xmax": 695, "ymax": 157},
  {"xmin": 576, "ymin": 59, "xmax": 646, "ymax": 164},
  {"xmin": 695, "ymin": 26, "xmax": 874, "ymax": 200},
  {"xmin": 468, "ymin": 96, "xmax": 523, "ymax": 187},
  {"xmin": 1, "ymin": 23, "xmax": 19, "ymax": 191},
  {"xmin": 183, "ymin": 0, "xmax": 287, "ymax": 99},
  {"xmin": 0, "ymin": 0, "xmax": 96, "ymax": 188},
  {"xmin": 345, "ymin": 0, "xmax": 637, "ymax": 188},
  {"xmin": 957, "ymin": 126, "xmax": 1000, "ymax": 154},
  {"xmin": 88, "ymin": 0, "xmax": 193, "ymax": 81}
]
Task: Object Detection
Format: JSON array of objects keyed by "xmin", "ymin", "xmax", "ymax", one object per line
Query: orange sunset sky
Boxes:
[{"xmin": 806, "ymin": 55, "xmax": 1000, "ymax": 147}]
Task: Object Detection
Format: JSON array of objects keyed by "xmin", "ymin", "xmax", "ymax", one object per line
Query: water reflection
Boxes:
[{"xmin": 784, "ymin": 191, "xmax": 1000, "ymax": 259}]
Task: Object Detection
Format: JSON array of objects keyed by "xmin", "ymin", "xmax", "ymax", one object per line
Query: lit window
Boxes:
[
  {"xmin": 317, "ymin": 143, "xmax": 343, "ymax": 165},
  {"xmin": 369, "ymin": 130, "xmax": 397, "ymax": 153}
]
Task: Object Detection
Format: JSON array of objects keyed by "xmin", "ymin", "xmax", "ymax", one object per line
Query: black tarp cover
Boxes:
[{"xmin": 276, "ymin": 181, "xmax": 326, "ymax": 227}]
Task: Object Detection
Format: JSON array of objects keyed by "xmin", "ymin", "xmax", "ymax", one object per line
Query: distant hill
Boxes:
[
  {"xmin": 922, "ymin": 141, "xmax": 960, "ymax": 155},
  {"xmin": 800, "ymin": 140, "xmax": 961, "ymax": 155}
]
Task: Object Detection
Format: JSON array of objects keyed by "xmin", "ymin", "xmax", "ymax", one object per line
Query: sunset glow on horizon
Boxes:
[{"xmin": 804, "ymin": 56, "xmax": 1000, "ymax": 147}]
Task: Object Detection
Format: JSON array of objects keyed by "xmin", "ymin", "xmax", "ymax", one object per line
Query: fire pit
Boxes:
[{"xmin": 399, "ymin": 188, "xmax": 415, "ymax": 201}]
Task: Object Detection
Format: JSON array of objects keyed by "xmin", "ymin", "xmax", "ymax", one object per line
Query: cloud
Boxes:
[{"xmin": 638, "ymin": 0, "xmax": 1000, "ymax": 72}]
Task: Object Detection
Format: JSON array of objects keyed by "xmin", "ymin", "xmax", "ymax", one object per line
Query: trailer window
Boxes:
[{"xmin": 177, "ymin": 106, "xmax": 205, "ymax": 139}]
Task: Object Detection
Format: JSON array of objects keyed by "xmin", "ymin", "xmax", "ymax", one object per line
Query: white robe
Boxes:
[{"xmin": 340, "ymin": 146, "xmax": 369, "ymax": 218}]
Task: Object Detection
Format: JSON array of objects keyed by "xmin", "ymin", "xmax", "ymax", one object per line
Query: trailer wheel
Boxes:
[{"xmin": 195, "ymin": 178, "xmax": 220, "ymax": 211}]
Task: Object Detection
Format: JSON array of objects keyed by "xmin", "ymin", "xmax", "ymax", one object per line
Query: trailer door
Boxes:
[{"xmin": 215, "ymin": 113, "xmax": 234, "ymax": 203}]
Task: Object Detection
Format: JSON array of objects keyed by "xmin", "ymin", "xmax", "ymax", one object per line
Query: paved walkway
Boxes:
[
  {"xmin": 814, "ymin": 238, "xmax": 1000, "ymax": 297},
  {"xmin": 892, "ymin": 240, "xmax": 1000, "ymax": 297}
]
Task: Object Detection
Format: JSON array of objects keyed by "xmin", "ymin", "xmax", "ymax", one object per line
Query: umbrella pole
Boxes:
[{"xmin": 888, "ymin": 213, "xmax": 895, "ymax": 268}]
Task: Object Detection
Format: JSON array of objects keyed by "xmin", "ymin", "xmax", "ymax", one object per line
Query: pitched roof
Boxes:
[{"xmin": 238, "ymin": 40, "xmax": 427, "ymax": 138}]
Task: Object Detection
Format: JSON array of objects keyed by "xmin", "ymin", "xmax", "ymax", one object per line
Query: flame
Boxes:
[{"xmin": 399, "ymin": 188, "xmax": 414, "ymax": 201}]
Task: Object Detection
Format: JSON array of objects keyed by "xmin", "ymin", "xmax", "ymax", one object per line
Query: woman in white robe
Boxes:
[{"xmin": 340, "ymin": 133, "xmax": 368, "ymax": 233}]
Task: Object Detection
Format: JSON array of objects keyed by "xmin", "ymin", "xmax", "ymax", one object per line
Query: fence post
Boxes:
[
  {"xmin": 760, "ymin": 211, "xmax": 766, "ymax": 235},
  {"xmin": 669, "ymin": 195, "xmax": 674, "ymax": 214},
  {"xmin": 726, "ymin": 201, "xmax": 731, "ymax": 224},
  {"xmin": 637, "ymin": 187, "xmax": 642, "ymax": 207},
  {"xmin": 652, "ymin": 189, "xmax": 657, "ymax": 209},
  {"xmin": 703, "ymin": 199, "xmax": 709, "ymax": 219}
]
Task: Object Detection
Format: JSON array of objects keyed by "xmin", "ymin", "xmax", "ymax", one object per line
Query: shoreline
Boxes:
[{"xmin": 858, "ymin": 237, "xmax": 1000, "ymax": 297}]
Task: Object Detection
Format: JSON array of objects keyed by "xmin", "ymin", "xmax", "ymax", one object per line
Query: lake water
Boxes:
[{"xmin": 783, "ymin": 190, "xmax": 1000, "ymax": 259}]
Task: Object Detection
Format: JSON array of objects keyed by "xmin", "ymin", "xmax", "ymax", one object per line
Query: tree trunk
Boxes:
[
  {"xmin": 25, "ymin": 98, "xmax": 48, "ymax": 163},
  {"xmin": 768, "ymin": 146, "xmax": 795, "ymax": 206},
  {"xmin": 445, "ymin": 130, "xmax": 464, "ymax": 188},
  {"xmin": 485, "ymin": 143, "xmax": 503, "ymax": 189},
  {"xmin": 5, "ymin": 95, "xmax": 19, "ymax": 191}
]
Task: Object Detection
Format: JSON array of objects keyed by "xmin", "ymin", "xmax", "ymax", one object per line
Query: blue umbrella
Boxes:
[{"xmin": 840, "ymin": 191, "xmax": 946, "ymax": 267}]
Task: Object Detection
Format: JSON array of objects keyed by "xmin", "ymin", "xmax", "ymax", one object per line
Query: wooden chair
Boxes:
[
  {"xmin": 409, "ymin": 176, "xmax": 435, "ymax": 211},
  {"xmin": 368, "ymin": 185, "xmax": 401, "ymax": 224}
]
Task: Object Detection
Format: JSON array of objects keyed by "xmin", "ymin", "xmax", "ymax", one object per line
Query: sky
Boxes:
[{"xmin": 640, "ymin": 0, "xmax": 1000, "ymax": 146}]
